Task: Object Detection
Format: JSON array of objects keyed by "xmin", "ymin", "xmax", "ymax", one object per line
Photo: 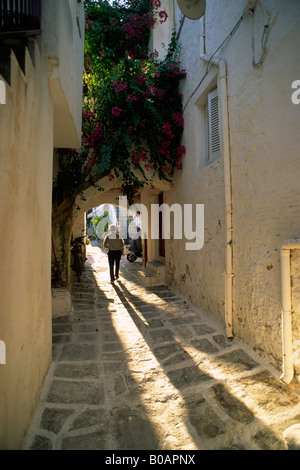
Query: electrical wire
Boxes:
[
  {"xmin": 183, "ymin": 14, "xmax": 244, "ymax": 112},
  {"xmin": 181, "ymin": 0, "xmax": 271, "ymax": 111},
  {"xmin": 251, "ymin": 0, "xmax": 270, "ymax": 68}
]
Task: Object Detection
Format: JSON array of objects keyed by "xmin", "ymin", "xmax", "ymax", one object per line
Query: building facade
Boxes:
[
  {"xmin": 0, "ymin": 0, "xmax": 84, "ymax": 449},
  {"xmin": 53, "ymin": 0, "xmax": 300, "ymax": 402},
  {"xmin": 69, "ymin": 0, "xmax": 300, "ymax": 386},
  {"xmin": 152, "ymin": 0, "xmax": 300, "ymax": 382}
]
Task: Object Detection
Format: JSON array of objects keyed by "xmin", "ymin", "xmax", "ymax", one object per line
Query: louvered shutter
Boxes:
[{"xmin": 207, "ymin": 89, "xmax": 220, "ymax": 162}]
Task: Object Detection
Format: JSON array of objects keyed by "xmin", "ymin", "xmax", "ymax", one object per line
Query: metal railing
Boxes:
[{"xmin": 0, "ymin": 0, "xmax": 41, "ymax": 38}]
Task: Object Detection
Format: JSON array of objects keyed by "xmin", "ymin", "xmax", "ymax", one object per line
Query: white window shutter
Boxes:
[{"xmin": 207, "ymin": 89, "xmax": 220, "ymax": 162}]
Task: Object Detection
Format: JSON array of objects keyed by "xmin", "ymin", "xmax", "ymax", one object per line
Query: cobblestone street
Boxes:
[{"xmin": 23, "ymin": 243, "xmax": 300, "ymax": 451}]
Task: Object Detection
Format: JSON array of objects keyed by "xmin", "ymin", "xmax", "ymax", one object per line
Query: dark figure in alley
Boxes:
[{"xmin": 103, "ymin": 224, "xmax": 125, "ymax": 284}]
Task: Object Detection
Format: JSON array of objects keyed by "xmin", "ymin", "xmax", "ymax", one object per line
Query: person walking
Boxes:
[{"xmin": 103, "ymin": 224, "xmax": 125, "ymax": 284}]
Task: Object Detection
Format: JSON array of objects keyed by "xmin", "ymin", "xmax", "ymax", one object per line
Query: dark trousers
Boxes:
[{"xmin": 108, "ymin": 250, "xmax": 122, "ymax": 281}]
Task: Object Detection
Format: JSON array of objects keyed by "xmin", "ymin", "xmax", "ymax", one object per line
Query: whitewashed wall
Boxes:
[
  {"xmin": 0, "ymin": 0, "xmax": 84, "ymax": 449},
  {"xmin": 0, "ymin": 41, "xmax": 54, "ymax": 450},
  {"xmin": 159, "ymin": 0, "xmax": 300, "ymax": 374}
]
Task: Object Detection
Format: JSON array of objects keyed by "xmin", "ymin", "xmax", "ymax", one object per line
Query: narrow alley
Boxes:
[{"xmin": 23, "ymin": 243, "xmax": 300, "ymax": 451}]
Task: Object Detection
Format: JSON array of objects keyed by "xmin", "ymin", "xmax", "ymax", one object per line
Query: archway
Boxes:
[{"xmin": 51, "ymin": 171, "xmax": 173, "ymax": 311}]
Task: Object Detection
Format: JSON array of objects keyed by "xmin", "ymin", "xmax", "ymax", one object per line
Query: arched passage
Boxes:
[
  {"xmin": 71, "ymin": 173, "xmax": 142, "ymax": 244},
  {"xmin": 71, "ymin": 172, "xmax": 172, "ymax": 242},
  {"xmin": 51, "ymin": 169, "xmax": 172, "ymax": 290}
]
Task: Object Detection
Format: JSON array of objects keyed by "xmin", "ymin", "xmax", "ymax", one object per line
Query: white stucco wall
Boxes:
[
  {"xmin": 0, "ymin": 42, "xmax": 53, "ymax": 449},
  {"xmin": 42, "ymin": 0, "xmax": 85, "ymax": 147},
  {"xmin": 0, "ymin": 0, "xmax": 84, "ymax": 449},
  {"xmin": 225, "ymin": 0, "xmax": 300, "ymax": 366},
  {"xmin": 159, "ymin": 0, "xmax": 300, "ymax": 374}
]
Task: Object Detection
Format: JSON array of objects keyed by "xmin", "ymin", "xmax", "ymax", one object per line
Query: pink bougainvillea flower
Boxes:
[
  {"xmin": 113, "ymin": 80, "xmax": 128, "ymax": 93},
  {"xmin": 139, "ymin": 150, "xmax": 148, "ymax": 161},
  {"xmin": 147, "ymin": 85, "xmax": 158, "ymax": 95},
  {"xmin": 157, "ymin": 147, "xmax": 168, "ymax": 157},
  {"xmin": 150, "ymin": 49, "xmax": 159, "ymax": 59},
  {"xmin": 85, "ymin": 20, "xmax": 94, "ymax": 30},
  {"xmin": 173, "ymin": 111, "xmax": 184, "ymax": 127},
  {"xmin": 126, "ymin": 93, "xmax": 141, "ymax": 102},
  {"xmin": 158, "ymin": 10, "xmax": 168, "ymax": 23},
  {"xmin": 162, "ymin": 140, "xmax": 170, "ymax": 149},
  {"xmin": 131, "ymin": 152, "xmax": 141, "ymax": 164},
  {"xmin": 82, "ymin": 123, "xmax": 104, "ymax": 148},
  {"xmin": 88, "ymin": 155, "xmax": 97, "ymax": 165},
  {"xmin": 162, "ymin": 122, "xmax": 171, "ymax": 134},
  {"xmin": 66, "ymin": 149, "xmax": 77, "ymax": 157},
  {"xmin": 150, "ymin": 0, "xmax": 161, "ymax": 7},
  {"xmin": 177, "ymin": 145, "xmax": 186, "ymax": 158},
  {"xmin": 162, "ymin": 122, "xmax": 174, "ymax": 139},
  {"xmin": 129, "ymin": 125, "xmax": 136, "ymax": 134},
  {"xmin": 144, "ymin": 162, "xmax": 153, "ymax": 171},
  {"xmin": 112, "ymin": 107, "xmax": 123, "ymax": 116},
  {"xmin": 167, "ymin": 63, "xmax": 186, "ymax": 78},
  {"xmin": 134, "ymin": 72, "xmax": 146, "ymax": 86},
  {"xmin": 83, "ymin": 109, "xmax": 95, "ymax": 120}
]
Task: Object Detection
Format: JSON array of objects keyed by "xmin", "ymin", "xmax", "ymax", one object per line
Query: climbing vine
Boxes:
[{"xmin": 53, "ymin": 0, "xmax": 186, "ymax": 206}]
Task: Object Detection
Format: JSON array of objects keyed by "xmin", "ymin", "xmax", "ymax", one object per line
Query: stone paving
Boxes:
[{"xmin": 23, "ymin": 243, "xmax": 300, "ymax": 450}]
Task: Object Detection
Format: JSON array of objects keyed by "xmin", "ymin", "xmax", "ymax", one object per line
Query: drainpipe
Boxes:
[
  {"xmin": 199, "ymin": 53, "xmax": 234, "ymax": 338},
  {"xmin": 280, "ymin": 239, "xmax": 300, "ymax": 384}
]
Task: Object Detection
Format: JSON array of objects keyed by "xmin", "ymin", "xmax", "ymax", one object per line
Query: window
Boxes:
[
  {"xmin": 206, "ymin": 88, "xmax": 220, "ymax": 163},
  {"xmin": 0, "ymin": 0, "xmax": 41, "ymax": 39}
]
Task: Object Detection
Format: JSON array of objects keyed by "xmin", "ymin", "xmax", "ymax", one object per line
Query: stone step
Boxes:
[
  {"xmin": 138, "ymin": 269, "xmax": 155, "ymax": 287},
  {"xmin": 138, "ymin": 260, "xmax": 165, "ymax": 287},
  {"xmin": 146, "ymin": 260, "xmax": 165, "ymax": 275}
]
